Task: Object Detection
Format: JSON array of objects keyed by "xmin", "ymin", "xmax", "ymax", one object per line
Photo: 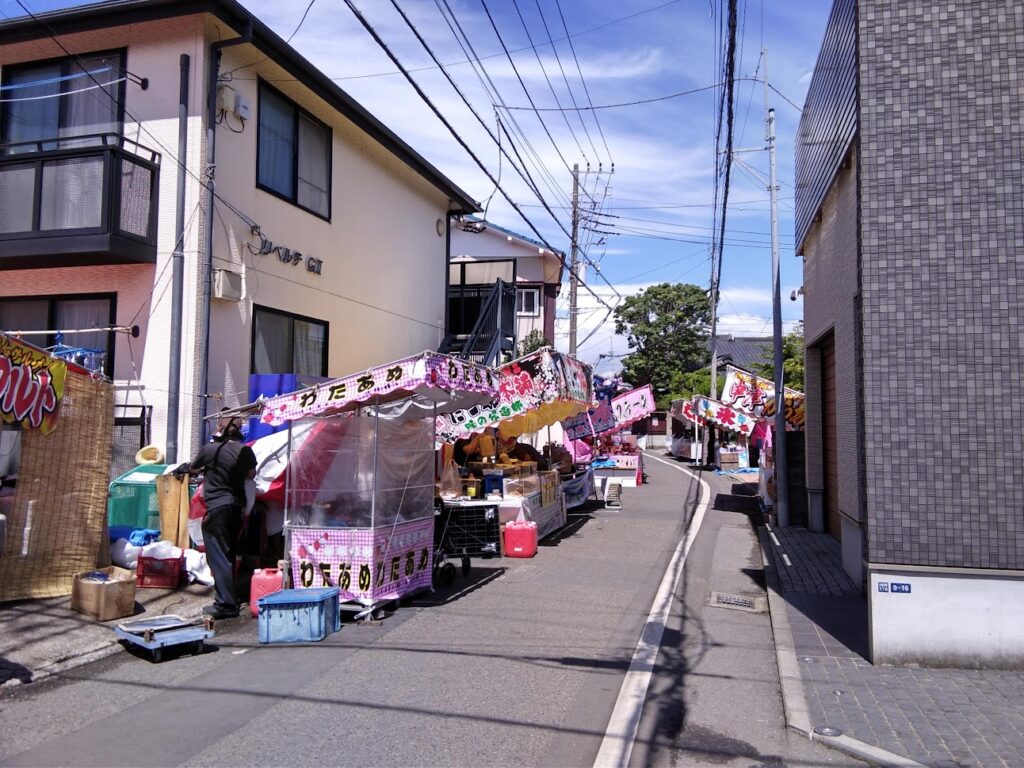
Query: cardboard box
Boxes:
[{"xmin": 71, "ymin": 566, "xmax": 137, "ymax": 621}]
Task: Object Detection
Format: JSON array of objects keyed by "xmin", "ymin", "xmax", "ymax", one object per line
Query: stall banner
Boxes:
[
  {"xmin": 260, "ymin": 352, "xmax": 498, "ymax": 426},
  {"xmin": 0, "ymin": 334, "xmax": 66, "ymax": 434},
  {"xmin": 438, "ymin": 347, "xmax": 592, "ymax": 442},
  {"xmin": 694, "ymin": 396, "xmax": 755, "ymax": 436},
  {"xmin": 670, "ymin": 397, "xmax": 706, "ymax": 426},
  {"xmin": 289, "ymin": 517, "xmax": 434, "ymax": 603},
  {"xmin": 562, "ymin": 467, "xmax": 595, "ymax": 509},
  {"xmin": 721, "ymin": 365, "xmax": 805, "ymax": 431},
  {"xmin": 611, "ymin": 385, "xmax": 655, "ymax": 431},
  {"xmin": 562, "ymin": 399, "xmax": 616, "ymax": 441}
]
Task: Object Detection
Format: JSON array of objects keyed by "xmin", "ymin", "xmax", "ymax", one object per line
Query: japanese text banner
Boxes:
[
  {"xmin": 0, "ymin": 334, "xmax": 66, "ymax": 434},
  {"xmin": 721, "ymin": 366, "xmax": 805, "ymax": 431},
  {"xmin": 259, "ymin": 352, "xmax": 498, "ymax": 426}
]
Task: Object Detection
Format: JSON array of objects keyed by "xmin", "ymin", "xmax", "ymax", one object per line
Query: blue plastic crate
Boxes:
[{"xmin": 257, "ymin": 587, "xmax": 340, "ymax": 644}]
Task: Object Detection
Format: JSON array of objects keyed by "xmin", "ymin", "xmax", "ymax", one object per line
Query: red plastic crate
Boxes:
[{"xmin": 136, "ymin": 555, "xmax": 184, "ymax": 588}]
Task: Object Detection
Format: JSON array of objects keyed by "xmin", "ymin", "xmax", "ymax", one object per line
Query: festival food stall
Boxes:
[
  {"xmin": 252, "ymin": 351, "xmax": 499, "ymax": 616},
  {"xmin": 436, "ymin": 347, "xmax": 592, "ymax": 546},
  {"xmin": 562, "ymin": 384, "xmax": 655, "ymax": 488}
]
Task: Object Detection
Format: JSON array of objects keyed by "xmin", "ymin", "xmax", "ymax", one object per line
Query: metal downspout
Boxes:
[{"xmin": 166, "ymin": 53, "xmax": 189, "ymax": 465}]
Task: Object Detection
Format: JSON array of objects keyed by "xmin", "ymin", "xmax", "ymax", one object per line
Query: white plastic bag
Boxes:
[{"xmin": 110, "ymin": 538, "xmax": 141, "ymax": 569}]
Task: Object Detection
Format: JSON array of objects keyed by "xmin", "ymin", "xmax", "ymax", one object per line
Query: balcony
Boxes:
[{"xmin": 0, "ymin": 134, "xmax": 160, "ymax": 269}]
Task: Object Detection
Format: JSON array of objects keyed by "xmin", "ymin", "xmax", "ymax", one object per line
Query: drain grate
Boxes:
[{"xmin": 709, "ymin": 591, "xmax": 764, "ymax": 612}]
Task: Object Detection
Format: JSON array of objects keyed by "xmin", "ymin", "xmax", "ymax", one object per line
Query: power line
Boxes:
[
  {"xmin": 340, "ymin": 0, "xmax": 611, "ymax": 312},
  {"xmin": 509, "ymin": 0, "xmax": 594, "ymax": 165}
]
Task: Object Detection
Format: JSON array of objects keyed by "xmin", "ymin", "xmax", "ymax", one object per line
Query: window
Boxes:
[
  {"xmin": 516, "ymin": 288, "xmax": 540, "ymax": 317},
  {"xmin": 0, "ymin": 294, "xmax": 115, "ymax": 375},
  {"xmin": 1, "ymin": 51, "xmax": 125, "ymax": 152},
  {"xmin": 257, "ymin": 82, "xmax": 331, "ymax": 219},
  {"xmin": 252, "ymin": 306, "xmax": 328, "ymax": 376}
]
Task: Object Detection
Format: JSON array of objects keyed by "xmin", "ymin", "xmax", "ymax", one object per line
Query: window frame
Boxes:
[
  {"xmin": 516, "ymin": 287, "xmax": 541, "ymax": 317},
  {"xmin": 0, "ymin": 49, "xmax": 127, "ymax": 147},
  {"xmin": 255, "ymin": 80, "xmax": 332, "ymax": 221},
  {"xmin": 0, "ymin": 292, "xmax": 117, "ymax": 376},
  {"xmin": 250, "ymin": 304, "xmax": 329, "ymax": 377}
]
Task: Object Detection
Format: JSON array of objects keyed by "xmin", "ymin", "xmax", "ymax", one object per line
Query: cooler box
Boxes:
[
  {"xmin": 257, "ymin": 587, "xmax": 340, "ymax": 644},
  {"xmin": 249, "ymin": 568, "xmax": 284, "ymax": 617},
  {"xmin": 504, "ymin": 520, "xmax": 538, "ymax": 558},
  {"xmin": 71, "ymin": 566, "xmax": 137, "ymax": 621}
]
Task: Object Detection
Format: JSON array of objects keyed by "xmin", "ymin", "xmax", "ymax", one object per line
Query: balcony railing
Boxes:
[{"xmin": 0, "ymin": 133, "xmax": 160, "ymax": 268}]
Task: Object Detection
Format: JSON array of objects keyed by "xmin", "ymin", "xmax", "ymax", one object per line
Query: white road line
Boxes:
[
  {"xmin": 593, "ymin": 454, "xmax": 711, "ymax": 768},
  {"xmin": 782, "ymin": 554, "xmax": 793, "ymax": 567}
]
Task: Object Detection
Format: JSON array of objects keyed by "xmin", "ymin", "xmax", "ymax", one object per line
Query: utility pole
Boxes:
[
  {"xmin": 568, "ymin": 163, "xmax": 580, "ymax": 356},
  {"xmin": 768, "ymin": 104, "xmax": 790, "ymax": 527}
]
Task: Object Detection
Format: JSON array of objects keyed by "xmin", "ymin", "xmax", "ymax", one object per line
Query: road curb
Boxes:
[{"xmin": 757, "ymin": 524, "xmax": 928, "ymax": 768}]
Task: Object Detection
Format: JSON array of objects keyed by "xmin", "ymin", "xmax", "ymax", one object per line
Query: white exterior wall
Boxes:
[
  {"xmin": 1, "ymin": 14, "xmax": 458, "ymax": 459},
  {"xmin": 869, "ymin": 567, "xmax": 1024, "ymax": 668}
]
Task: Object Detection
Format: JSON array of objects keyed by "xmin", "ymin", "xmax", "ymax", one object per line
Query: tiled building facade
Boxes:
[{"xmin": 797, "ymin": 0, "xmax": 1024, "ymax": 666}]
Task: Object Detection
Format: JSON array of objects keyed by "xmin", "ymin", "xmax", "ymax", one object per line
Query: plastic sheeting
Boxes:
[{"xmin": 285, "ymin": 408, "xmax": 435, "ymax": 530}]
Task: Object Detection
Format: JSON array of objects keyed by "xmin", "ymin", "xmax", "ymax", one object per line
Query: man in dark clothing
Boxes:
[{"xmin": 181, "ymin": 417, "xmax": 257, "ymax": 619}]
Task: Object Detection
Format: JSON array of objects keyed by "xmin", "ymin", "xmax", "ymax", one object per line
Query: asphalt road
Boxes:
[{"xmin": 0, "ymin": 457, "xmax": 860, "ymax": 767}]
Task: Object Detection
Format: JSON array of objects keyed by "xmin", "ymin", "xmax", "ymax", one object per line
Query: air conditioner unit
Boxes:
[{"xmin": 213, "ymin": 269, "xmax": 243, "ymax": 301}]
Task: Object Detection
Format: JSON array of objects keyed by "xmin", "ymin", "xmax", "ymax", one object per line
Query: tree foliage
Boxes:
[
  {"xmin": 613, "ymin": 283, "xmax": 711, "ymax": 398},
  {"xmin": 517, "ymin": 329, "xmax": 549, "ymax": 357},
  {"xmin": 752, "ymin": 322, "xmax": 805, "ymax": 392}
]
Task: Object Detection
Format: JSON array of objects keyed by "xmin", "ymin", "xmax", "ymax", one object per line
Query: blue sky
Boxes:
[{"xmin": 0, "ymin": 0, "xmax": 833, "ymax": 375}]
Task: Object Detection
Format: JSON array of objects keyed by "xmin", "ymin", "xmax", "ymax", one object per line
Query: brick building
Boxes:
[{"xmin": 796, "ymin": 0, "xmax": 1024, "ymax": 666}]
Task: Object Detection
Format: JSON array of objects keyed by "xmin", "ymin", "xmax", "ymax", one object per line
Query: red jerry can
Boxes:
[
  {"xmin": 504, "ymin": 520, "xmax": 538, "ymax": 558},
  {"xmin": 249, "ymin": 568, "xmax": 284, "ymax": 617}
]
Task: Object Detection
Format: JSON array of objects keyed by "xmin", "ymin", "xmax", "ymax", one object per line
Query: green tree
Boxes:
[
  {"xmin": 613, "ymin": 282, "xmax": 711, "ymax": 398},
  {"xmin": 662, "ymin": 369, "xmax": 721, "ymax": 410},
  {"xmin": 517, "ymin": 329, "xmax": 549, "ymax": 357},
  {"xmin": 752, "ymin": 322, "xmax": 805, "ymax": 392}
]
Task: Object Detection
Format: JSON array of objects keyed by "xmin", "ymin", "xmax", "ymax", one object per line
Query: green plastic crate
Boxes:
[{"xmin": 107, "ymin": 465, "xmax": 169, "ymax": 529}]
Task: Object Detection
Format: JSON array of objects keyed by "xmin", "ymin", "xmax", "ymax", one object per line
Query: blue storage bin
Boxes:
[{"xmin": 257, "ymin": 587, "xmax": 340, "ymax": 644}]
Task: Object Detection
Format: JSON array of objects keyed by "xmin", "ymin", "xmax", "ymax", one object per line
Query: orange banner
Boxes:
[{"xmin": 0, "ymin": 334, "xmax": 67, "ymax": 434}]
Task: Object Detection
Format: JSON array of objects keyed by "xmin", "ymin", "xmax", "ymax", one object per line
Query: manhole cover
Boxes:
[{"xmin": 709, "ymin": 591, "xmax": 764, "ymax": 612}]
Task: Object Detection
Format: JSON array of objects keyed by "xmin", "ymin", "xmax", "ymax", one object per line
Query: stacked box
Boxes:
[
  {"xmin": 71, "ymin": 566, "xmax": 137, "ymax": 621},
  {"xmin": 258, "ymin": 587, "xmax": 341, "ymax": 643}
]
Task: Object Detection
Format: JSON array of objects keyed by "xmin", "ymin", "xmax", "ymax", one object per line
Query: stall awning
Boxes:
[
  {"xmin": 721, "ymin": 365, "xmax": 805, "ymax": 432},
  {"xmin": 257, "ymin": 351, "xmax": 500, "ymax": 426},
  {"xmin": 562, "ymin": 384, "xmax": 655, "ymax": 440},
  {"xmin": 694, "ymin": 396, "xmax": 755, "ymax": 436},
  {"xmin": 437, "ymin": 347, "xmax": 592, "ymax": 441}
]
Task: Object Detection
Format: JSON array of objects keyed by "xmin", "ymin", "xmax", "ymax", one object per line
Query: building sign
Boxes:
[
  {"xmin": 0, "ymin": 334, "xmax": 66, "ymax": 434},
  {"xmin": 289, "ymin": 518, "xmax": 433, "ymax": 603},
  {"xmin": 721, "ymin": 366, "xmax": 805, "ymax": 431},
  {"xmin": 246, "ymin": 226, "xmax": 323, "ymax": 276}
]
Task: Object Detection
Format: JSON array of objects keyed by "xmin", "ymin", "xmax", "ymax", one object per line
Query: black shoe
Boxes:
[{"xmin": 202, "ymin": 604, "xmax": 239, "ymax": 619}]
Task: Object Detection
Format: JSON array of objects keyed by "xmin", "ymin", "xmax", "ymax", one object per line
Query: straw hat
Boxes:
[{"xmin": 135, "ymin": 444, "xmax": 164, "ymax": 465}]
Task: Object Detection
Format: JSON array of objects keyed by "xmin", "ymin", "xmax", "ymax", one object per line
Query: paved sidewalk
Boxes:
[
  {"xmin": 765, "ymin": 522, "xmax": 1024, "ymax": 768},
  {"xmin": 0, "ymin": 583, "xmax": 211, "ymax": 687}
]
